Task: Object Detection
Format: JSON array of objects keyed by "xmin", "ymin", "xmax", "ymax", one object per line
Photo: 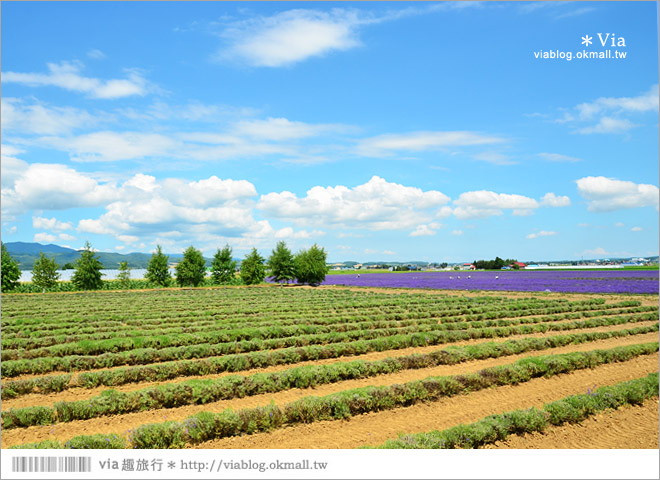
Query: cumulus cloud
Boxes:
[
  {"xmin": 356, "ymin": 131, "xmax": 504, "ymax": 157},
  {"xmin": 453, "ymin": 191, "xmax": 539, "ymax": 219},
  {"xmin": 217, "ymin": 9, "xmax": 362, "ymax": 67},
  {"xmin": 1, "ymin": 61, "xmax": 150, "ymax": 99},
  {"xmin": 34, "ymin": 233, "xmax": 57, "ymax": 243},
  {"xmin": 2, "ymin": 163, "xmax": 118, "ymax": 215},
  {"xmin": 576, "ymin": 176, "xmax": 659, "ymax": 212},
  {"xmin": 410, "ymin": 223, "xmax": 442, "ymax": 237},
  {"xmin": 257, "ymin": 176, "xmax": 450, "ymax": 230},
  {"xmin": 451, "ymin": 190, "xmax": 571, "ymax": 219},
  {"xmin": 32, "ymin": 216, "xmax": 74, "ymax": 232},
  {"xmin": 540, "ymin": 192, "xmax": 571, "ymax": 207},
  {"xmin": 631, "ymin": 226, "xmax": 643, "ymax": 232},
  {"xmin": 526, "ymin": 230, "xmax": 557, "ymax": 239}
]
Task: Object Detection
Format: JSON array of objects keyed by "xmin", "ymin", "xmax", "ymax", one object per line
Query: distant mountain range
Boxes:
[{"xmin": 3, "ymin": 242, "xmax": 208, "ymax": 270}]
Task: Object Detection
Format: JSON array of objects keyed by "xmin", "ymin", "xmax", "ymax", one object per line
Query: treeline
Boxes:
[
  {"xmin": 472, "ymin": 257, "xmax": 518, "ymax": 270},
  {"xmin": 0, "ymin": 241, "xmax": 328, "ymax": 293}
]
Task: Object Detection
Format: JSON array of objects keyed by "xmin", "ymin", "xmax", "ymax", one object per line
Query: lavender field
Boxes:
[{"xmin": 320, "ymin": 270, "xmax": 659, "ymax": 294}]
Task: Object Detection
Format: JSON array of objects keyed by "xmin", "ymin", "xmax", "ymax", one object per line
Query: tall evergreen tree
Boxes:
[
  {"xmin": 268, "ymin": 241, "xmax": 296, "ymax": 284},
  {"xmin": 294, "ymin": 244, "xmax": 329, "ymax": 286},
  {"xmin": 72, "ymin": 241, "xmax": 104, "ymax": 291},
  {"xmin": 211, "ymin": 244, "xmax": 237, "ymax": 285},
  {"xmin": 1, "ymin": 242, "xmax": 21, "ymax": 292},
  {"xmin": 176, "ymin": 246, "xmax": 207, "ymax": 287},
  {"xmin": 240, "ymin": 248, "xmax": 266, "ymax": 285},
  {"xmin": 32, "ymin": 251, "xmax": 60, "ymax": 292},
  {"xmin": 145, "ymin": 245, "xmax": 171, "ymax": 287}
]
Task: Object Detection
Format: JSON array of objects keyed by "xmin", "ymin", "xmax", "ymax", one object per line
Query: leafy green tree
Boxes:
[
  {"xmin": 176, "ymin": 246, "xmax": 207, "ymax": 287},
  {"xmin": 294, "ymin": 244, "xmax": 329, "ymax": 286},
  {"xmin": 61, "ymin": 262, "xmax": 75, "ymax": 270},
  {"xmin": 240, "ymin": 248, "xmax": 266, "ymax": 285},
  {"xmin": 146, "ymin": 245, "xmax": 171, "ymax": 287},
  {"xmin": 268, "ymin": 241, "xmax": 296, "ymax": 284},
  {"xmin": 117, "ymin": 261, "xmax": 131, "ymax": 289},
  {"xmin": 211, "ymin": 244, "xmax": 237, "ymax": 285},
  {"xmin": 32, "ymin": 252, "xmax": 60, "ymax": 292},
  {"xmin": 1, "ymin": 242, "xmax": 21, "ymax": 292},
  {"xmin": 72, "ymin": 241, "xmax": 104, "ymax": 291}
]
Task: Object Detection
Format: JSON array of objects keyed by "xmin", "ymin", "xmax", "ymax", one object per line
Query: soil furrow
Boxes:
[
  {"xmin": 191, "ymin": 355, "xmax": 660, "ymax": 449},
  {"xmin": 5, "ymin": 317, "xmax": 656, "ymax": 384},
  {"xmin": 2, "ymin": 327, "xmax": 657, "ymax": 411},
  {"xmin": 1, "ymin": 346, "xmax": 657, "ymax": 448},
  {"xmin": 484, "ymin": 398, "xmax": 659, "ymax": 449}
]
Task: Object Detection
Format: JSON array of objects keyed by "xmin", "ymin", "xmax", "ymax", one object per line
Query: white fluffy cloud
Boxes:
[
  {"xmin": 356, "ymin": 131, "xmax": 504, "ymax": 157},
  {"xmin": 410, "ymin": 223, "xmax": 442, "ymax": 237},
  {"xmin": 34, "ymin": 233, "xmax": 57, "ymax": 243},
  {"xmin": 2, "ymin": 61, "xmax": 149, "ymax": 99},
  {"xmin": 576, "ymin": 176, "xmax": 659, "ymax": 212},
  {"xmin": 257, "ymin": 176, "xmax": 450, "ymax": 230},
  {"xmin": 540, "ymin": 192, "xmax": 571, "ymax": 207},
  {"xmin": 452, "ymin": 190, "xmax": 571, "ymax": 219},
  {"xmin": 32, "ymin": 216, "xmax": 74, "ymax": 232},
  {"xmin": 453, "ymin": 191, "xmax": 539, "ymax": 219},
  {"xmin": 218, "ymin": 9, "xmax": 361, "ymax": 67},
  {"xmin": 2, "ymin": 163, "xmax": 118, "ymax": 215}
]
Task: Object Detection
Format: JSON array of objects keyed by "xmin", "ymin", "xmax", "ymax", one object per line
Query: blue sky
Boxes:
[{"xmin": 1, "ymin": 1, "xmax": 658, "ymax": 262}]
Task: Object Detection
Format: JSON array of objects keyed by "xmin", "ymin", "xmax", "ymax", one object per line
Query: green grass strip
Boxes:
[
  {"xmin": 8, "ymin": 342, "xmax": 658, "ymax": 448},
  {"xmin": 2, "ymin": 323, "xmax": 657, "ymax": 426},
  {"xmin": 365, "ymin": 372, "xmax": 659, "ymax": 449}
]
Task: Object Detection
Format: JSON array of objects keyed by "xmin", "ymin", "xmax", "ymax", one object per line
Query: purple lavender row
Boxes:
[{"xmin": 318, "ymin": 270, "xmax": 659, "ymax": 294}]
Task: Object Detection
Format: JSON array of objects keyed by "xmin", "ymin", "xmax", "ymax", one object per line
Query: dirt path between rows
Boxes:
[
  {"xmin": 2, "ymin": 343, "xmax": 657, "ymax": 448},
  {"xmin": 2, "ymin": 327, "xmax": 658, "ymax": 411},
  {"xmin": 192, "ymin": 354, "xmax": 659, "ymax": 449},
  {"xmin": 485, "ymin": 398, "xmax": 659, "ymax": 449}
]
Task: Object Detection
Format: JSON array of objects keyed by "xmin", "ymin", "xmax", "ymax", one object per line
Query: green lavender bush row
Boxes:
[
  {"xmin": 366, "ymin": 372, "xmax": 660, "ymax": 449},
  {"xmin": 3, "ymin": 324, "xmax": 657, "ymax": 427},
  {"xmin": 9, "ymin": 343, "xmax": 657, "ymax": 448},
  {"xmin": 3, "ymin": 310, "xmax": 656, "ymax": 381}
]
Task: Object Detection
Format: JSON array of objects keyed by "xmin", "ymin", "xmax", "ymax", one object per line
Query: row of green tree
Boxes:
[
  {"xmin": 472, "ymin": 257, "xmax": 519, "ymax": 270},
  {"xmin": 0, "ymin": 241, "xmax": 328, "ymax": 292}
]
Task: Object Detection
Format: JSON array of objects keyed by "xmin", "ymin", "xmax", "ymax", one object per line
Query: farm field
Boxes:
[
  {"xmin": 320, "ymin": 270, "xmax": 660, "ymax": 294},
  {"xmin": 1, "ymin": 285, "xmax": 658, "ymax": 450}
]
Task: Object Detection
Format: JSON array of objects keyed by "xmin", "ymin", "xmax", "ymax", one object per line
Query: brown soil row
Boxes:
[
  {"xmin": 2, "ymin": 325, "xmax": 658, "ymax": 411},
  {"xmin": 5, "ymin": 310, "xmax": 656, "ymax": 384},
  {"xmin": 192, "ymin": 355, "xmax": 660, "ymax": 449},
  {"xmin": 485, "ymin": 398, "xmax": 659, "ymax": 449},
  {"xmin": 1, "ymin": 341, "xmax": 657, "ymax": 449}
]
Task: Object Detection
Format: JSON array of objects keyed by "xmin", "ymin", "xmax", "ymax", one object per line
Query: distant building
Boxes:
[
  {"xmin": 510, "ymin": 262, "xmax": 527, "ymax": 269},
  {"xmin": 461, "ymin": 263, "xmax": 476, "ymax": 270}
]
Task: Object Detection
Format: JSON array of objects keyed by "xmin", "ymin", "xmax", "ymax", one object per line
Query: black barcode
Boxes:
[{"xmin": 11, "ymin": 456, "xmax": 91, "ymax": 473}]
